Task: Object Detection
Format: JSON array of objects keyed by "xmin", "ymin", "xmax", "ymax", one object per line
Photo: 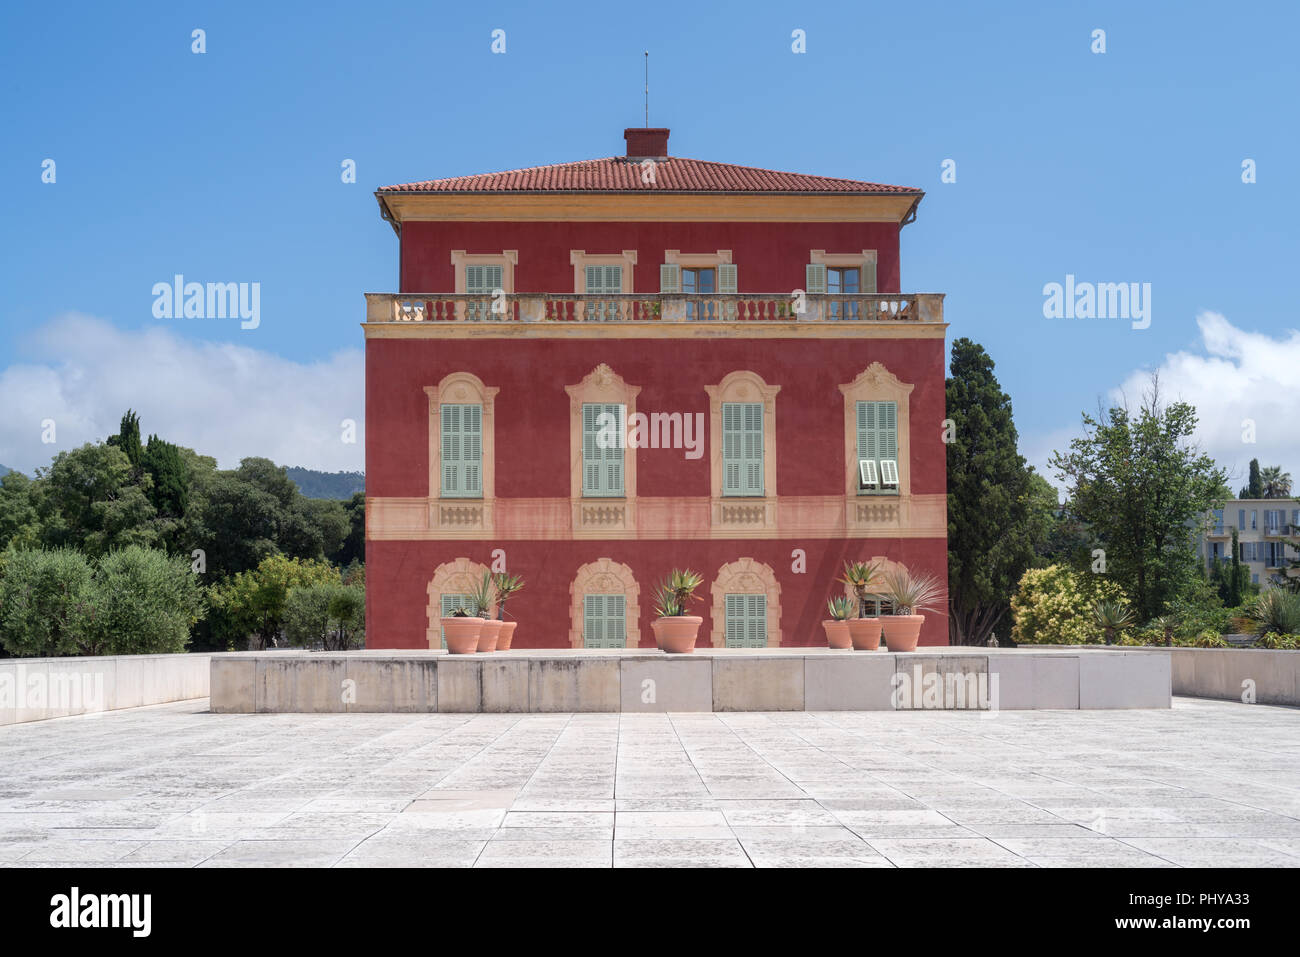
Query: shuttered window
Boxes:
[
  {"xmin": 441, "ymin": 404, "xmax": 482, "ymax": 498},
  {"xmin": 582, "ymin": 402, "xmax": 624, "ymax": 496},
  {"xmin": 465, "ymin": 264, "xmax": 504, "ymax": 320},
  {"xmin": 583, "ymin": 594, "xmax": 627, "ymax": 648},
  {"xmin": 722, "ymin": 402, "xmax": 764, "ymax": 496},
  {"xmin": 725, "ymin": 594, "xmax": 767, "ymax": 648},
  {"xmin": 585, "ymin": 265, "xmax": 622, "ymax": 321},
  {"xmin": 856, "ymin": 400, "xmax": 899, "ymax": 494}
]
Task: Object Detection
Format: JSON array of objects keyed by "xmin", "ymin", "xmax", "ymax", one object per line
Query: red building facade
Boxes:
[{"xmin": 364, "ymin": 129, "xmax": 948, "ymax": 649}]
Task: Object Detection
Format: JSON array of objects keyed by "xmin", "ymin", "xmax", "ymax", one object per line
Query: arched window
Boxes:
[
  {"xmin": 426, "ymin": 557, "xmax": 495, "ymax": 648},
  {"xmin": 710, "ymin": 558, "xmax": 782, "ymax": 648},
  {"xmin": 569, "ymin": 559, "xmax": 642, "ymax": 648}
]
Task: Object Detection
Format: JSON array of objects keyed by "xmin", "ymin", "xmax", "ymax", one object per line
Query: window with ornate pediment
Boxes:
[
  {"xmin": 839, "ymin": 362, "xmax": 913, "ymax": 500},
  {"xmin": 705, "ymin": 371, "xmax": 779, "ymax": 531},
  {"xmin": 569, "ymin": 558, "xmax": 642, "ymax": 648},
  {"xmin": 709, "ymin": 558, "xmax": 781, "ymax": 648},
  {"xmin": 565, "ymin": 364, "xmax": 641, "ymax": 536},
  {"xmin": 424, "ymin": 372, "xmax": 499, "ymax": 534}
]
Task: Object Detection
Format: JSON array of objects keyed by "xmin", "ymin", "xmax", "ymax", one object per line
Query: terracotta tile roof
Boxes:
[{"xmin": 379, "ymin": 156, "xmax": 920, "ymax": 194}]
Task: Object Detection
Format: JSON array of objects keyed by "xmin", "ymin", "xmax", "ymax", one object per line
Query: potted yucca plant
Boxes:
[
  {"xmin": 880, "ymin": 568, "xmax": 944, "ymax": 652},
  {"xmin": 839, "ymin": 560, "xmax": 884, "ymax": 650},
  {"xmin": 439, "ymin": 604, "xmax": 483, "ymax": 655},
  {"xmin": 493, "ymin": 572, "xmax": 525, "ymax": 649},
  {"xmin": 469, "ymin": 572, "xmax": 500, "ymax": 652},
  {"xmin": 651, "ymin": 568, "xmax": 704, "ymax": 653},
  {"xmin": 823, "ymin": 596, "xmax": 853, "ymax": 648}
]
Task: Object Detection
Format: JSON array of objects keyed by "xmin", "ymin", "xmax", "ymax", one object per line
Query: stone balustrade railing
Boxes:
[{"xmin": 365, "ymin": 292, "xmax": 944, "ymax": 324}]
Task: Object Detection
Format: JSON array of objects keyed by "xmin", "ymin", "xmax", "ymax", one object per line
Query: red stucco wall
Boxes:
[
  {"xmin": 365, "ymin": 336, "xmax": 945, "ymax": 499},
  {"xmin": 366, "ymin": 536, "xmax": 949, "ymax": 649},
  {"xmin": 399, "ymin": 220, "xmax": 904, "ymax": 294}
]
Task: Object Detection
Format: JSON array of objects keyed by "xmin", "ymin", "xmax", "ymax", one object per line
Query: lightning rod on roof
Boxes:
[{"xmin": 644, "ymin": 51, "xmax": 649, "ymax": 127}]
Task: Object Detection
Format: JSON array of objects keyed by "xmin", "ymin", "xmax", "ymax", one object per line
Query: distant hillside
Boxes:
[
  {"xmin": 0, "ymin": 464, "xmax": 11, "ymax": 476},
  {"xmin": 285, "ymin": 467, "xmax": 365, "ymax": 500}
]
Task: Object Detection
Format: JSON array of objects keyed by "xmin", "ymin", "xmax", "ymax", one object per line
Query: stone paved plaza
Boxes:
[{"xmin": 2, "ymin": 697, "xmax": 1299, "ymax": 867}]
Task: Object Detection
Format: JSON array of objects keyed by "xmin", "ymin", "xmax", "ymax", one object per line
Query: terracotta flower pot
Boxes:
[
  {"xmin": 848, "ymin": 617, "xmax": 883, "ymax": 651},
  {"xmin": 822, "ymin": 619, "xmax": 852, "ymax": 649},
  {"xmin": 882, "ymin": 615, "xmax": 924, "ymax": 652},
  {"xmin": 652, "ymin": 616, "xmax": 703, "ymax": 653},
  {"xmin": 477, "ymin": 618, "xmax": 502, "ymax": 653},
  {"xmin": 497, "ymin": 621, "xmax": 517, "ymax": 650},
  {"xmin": 440, "ymin": 617, "xmax": 483, "ymax": 654}
]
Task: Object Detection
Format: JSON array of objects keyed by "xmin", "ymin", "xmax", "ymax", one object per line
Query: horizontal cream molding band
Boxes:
[
  {"xmin": 362, "ymin": 321, "xmax": 948, "ymax": 341},
  {"xmin": 380, "ymin": 193, "xmax": 919, "ymax": 224},
  {"xmin": 367, "ymin": 494, "xmax": 948, "ymax": 541}
]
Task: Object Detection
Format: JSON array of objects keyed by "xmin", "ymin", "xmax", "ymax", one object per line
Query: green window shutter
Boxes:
[
  {"xmin": 722, "ymin": 402, "xmax": 764, "ymax": 496},
  {"xmin": 805, "ymin": 263, "xmax": 827, "ymax": 294},
  {"xmin": 725, "ymin": 595, "xmax": 744, "ymax": 646},
  {"xmin": 585, "ymin": 265, "xmax": 622, "ymax": 321},
  {"xmin": 441, "ymin": 404, "xmax": 482, "ymax": 497},
  {"xmin": 863, "ymin": 258, "xmax": 877, "ymax": 293},
  {"xmin": 857, "ymin": 400, "xmax": 898, "ymax": 494},
  {"xmin": 725, "ymin": 594, "xmax": 767, "ymax": 647},
  {"xmin": 585, "ymin": 265, "xmax": 622, "ymax": 293},
  {"xmin": 717, "ymin": 263, "xmax": 738, "ymax": 293},
  {"xmin": 583, "ymin": 593, "xmax": 627, "ymax": 648},
  {"xmin": 660, "ymin": 263, "xmax": 680, "ymax": 293},
  {"xmin": 466, "ymin": 264, "xmax": 503, "ymax": 294},
  {"xmin": 582, "ymin": 403, "xmax": 624, "ymax": 497}
]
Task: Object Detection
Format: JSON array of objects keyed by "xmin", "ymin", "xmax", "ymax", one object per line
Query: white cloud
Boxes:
[
  {"xmin": 1024, "ymin": 312, "xmax": 1300, "ymax": 494},
  {"xmin": 0, "ymin": 314, "xmax": 363, "ymax": 474}
]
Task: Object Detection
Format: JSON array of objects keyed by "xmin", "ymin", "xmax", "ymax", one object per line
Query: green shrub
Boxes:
[
  {"xmin": 1011, "ymin": 564, "xmax": 1128, "ymax": 645},
  {"xmin": 0, "ymin": 547, "xmax": 94, "ymax": 656},
  {"xmin": 1180, "ymin": 630, "xmax": 1229, "ymax": 648},
  {"xmin": 84, "ymin": 546, "xmax": 205, "ymax": 655},
  {"xmin": 1254, "ymin": 633, "xmax": 1299, "ymax": 650},
  {"xmin": 282, "ymin": 582, "xmax": 365, "ymax": 651}
]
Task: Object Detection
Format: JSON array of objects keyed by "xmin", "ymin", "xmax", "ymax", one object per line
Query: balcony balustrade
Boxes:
[{"xmin": 366, "ymin": 292, "xmax": 944, "ymax": 325}]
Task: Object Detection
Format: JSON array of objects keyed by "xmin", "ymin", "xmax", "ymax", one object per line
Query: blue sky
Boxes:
[{"xmin": 2, "ymin": 0, "xmax": 1298, "ymax": 487}]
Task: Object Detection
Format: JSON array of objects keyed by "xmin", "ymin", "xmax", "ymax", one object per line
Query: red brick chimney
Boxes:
[{"xmin": 624, "ymin": 128, "xmax": 670, "ymax": 159}]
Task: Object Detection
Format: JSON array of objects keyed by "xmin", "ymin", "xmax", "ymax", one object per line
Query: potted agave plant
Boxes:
[
  {"xmin": 839, "ymin": 560, "xmax": 884, "ymax": 650},
  {"xmin": 493, "ymin": 572, "xmax": 525, "ymax": 650},
  {"xmin": 1093, "ymin": 600, "xmax": 1133, "ymax": 646},
  {"xmin": 651, "ymin": 568, "xmax": 704, "ymax": 653},
  {"xmin": 470, "ymin": 572, "xmax": 500, "ymax": 652},
  {"xmin": 440, "ymin": 604, "xmax": 483, "ymax": 654},
  {"xmin": 823, "ymin": 596, "xmax": 854, "ymax": 649},
  {"xmin": 880, "ymin": 568, "xmax": 944, "ymax": 652}
]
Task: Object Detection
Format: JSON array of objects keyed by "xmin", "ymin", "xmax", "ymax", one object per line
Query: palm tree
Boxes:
[{"xmin": 1260, "ymin": 465, "xmax": 1293, "ymax": 499}]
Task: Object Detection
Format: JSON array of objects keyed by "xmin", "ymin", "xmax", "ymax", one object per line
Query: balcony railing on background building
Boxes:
[{"xmin": 366, "ymin": 292, "xmax": 945, "ymax": 325}]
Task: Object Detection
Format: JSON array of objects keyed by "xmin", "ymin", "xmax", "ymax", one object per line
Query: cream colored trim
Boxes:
[
  {"xmin": 704, "ymin": 371, "xmax": 780, "ymax": 532},
  {"xmin": 710, "ymin": 558, "xmax": 782, "ymax": 647},
  {"xmin": 364, "ymin": 321, "xmax": 948, "ymax": 341},
  {"xmin": 568, "ymin": 558, "xmax": 642, "ymax": 649},
  {"xmin": 366, "ymin": 492, "xmax": 948, "ymax": 541},
  {"xmin": 663, "ymin": 249, "xmax": 733, "ymax": 267},
  {"xmin": 564, "ymin": 364, "xmax": 642, "ymax": 537},
  {"xmin": 426, "ymin": 557, "xmax": 496, "ymax": 648},
  {"xmin": 810, "ymin": 249, "xmax": 878, "ymax": 268},
  {"xmin": 570, "ymin": 250, "xmax": 638, "ymax": 294},
  {"xmin": 450, "ymin": 250, "xmax": 518, "ymax": 295},
  {"xmin": 382, "ymin": 193, "xmax": 920, "ymax": 224},
  {"xmin": 839, "ymin": 362, "xmax": 914, "ymax": 500}
]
